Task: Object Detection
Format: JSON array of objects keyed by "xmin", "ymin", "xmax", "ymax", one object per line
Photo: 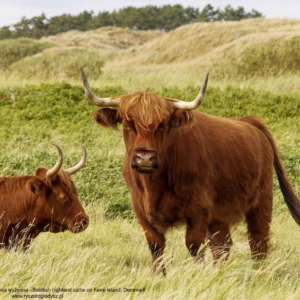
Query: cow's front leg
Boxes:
[
  {"xmin": 137, "ymin": 214, "xmax": 166, "ymax": 275},
  {"xmin": 185, "ymin": 207, "xmax": 211, "ymax": 262},
  {"xmin": 144, "ymin": 223, "xmax": 166, "ymax": 275},
  {"xmin": 147, "ymin": 231, "xmax": 166, "ymax": 276}
]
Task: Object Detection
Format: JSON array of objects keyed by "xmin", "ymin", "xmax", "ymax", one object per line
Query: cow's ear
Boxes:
[
  {"xmin": 93, "ymin": 108, "xmax": 121, "ymax": 130},
  {"xmin": 26, "ymin": 178, "xmax": 46, "ymax": 196},
  {"xmin": 34, "ymin": 167, "xmax": 47, "ymax": 177},
  {"xmin": 170, "ymin": 109, "xmax": 194, "ymax": 128}
]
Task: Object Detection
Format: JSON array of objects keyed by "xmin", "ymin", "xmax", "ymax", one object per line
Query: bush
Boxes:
[
  {"xmin": 7, "ymin": 48, "xmax": 105, "ymax": 80},
  {"xmin": 0, "ymin": 38, "xmax": 52, "ymax": 69},
  {"xmin": 214, "ymin": 36, "xmax": 300, "ymax": 78}
]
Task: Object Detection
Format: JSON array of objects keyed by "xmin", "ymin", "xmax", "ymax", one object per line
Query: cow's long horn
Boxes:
[
  {"xmin": 81, "ymin": 67, "xmax": 120, "ymax": 107},
  {"xmin": 46, "ymin": 144, "xmax": 63, "ymax": 181},
  {"xmin": 171, "ymin": 73, "xmax": 209, "ymax": 110},
  {"xmin": 65, "ymin": 144, "xmax": 87, "ymax": 175}
]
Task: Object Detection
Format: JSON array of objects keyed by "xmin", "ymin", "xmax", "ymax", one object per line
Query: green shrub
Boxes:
[
  {"xmin": 0, "ymin": 82, "xmax": 299, "ymax": 219},
  {"xmin": 155, "ymin": 84, "xmax": 300, "ymax": 121},
  {"xmin": 0, "ymin": 38, "xmax": 52, "ymax": 69},
  {"xmin": 214, "ymin": 36, "xmax": 300, "ymax": 78}
]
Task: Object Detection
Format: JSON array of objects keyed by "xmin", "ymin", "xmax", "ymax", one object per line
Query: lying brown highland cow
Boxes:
[
  {"xmin": 81, "ymin": 68, "xmax": 300, "ymax": 274},
  {"xmin": 0, "ymin": 144, "xmax": 89, "ymax": 250}
]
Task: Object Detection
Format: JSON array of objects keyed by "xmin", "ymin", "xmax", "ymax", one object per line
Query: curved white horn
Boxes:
[
  {"xmin": 65, "ymin": 144, "xmax": 87, "ymax": 175},
  {"xmin": 46, "ymin": 144, "xmax": 63, "ymax": 181},
  {"xmin": 171, "ymin": 73, "xmax": 209, "ymax": 110},
  {"xmin": 81, "ymin": 67, "xmax": 120, "ymax": 107}
]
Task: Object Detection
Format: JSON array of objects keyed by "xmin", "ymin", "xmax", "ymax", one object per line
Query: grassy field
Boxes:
[{"xmin": 0, "ymin": 18, "xmax": 300, "ymax": 299}]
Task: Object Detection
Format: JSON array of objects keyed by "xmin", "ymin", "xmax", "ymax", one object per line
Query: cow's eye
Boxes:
[
  {"xmin": 123, "ymin": 124, "xmax": 135, "ymax": 132},
  {"xmin": 59, "ymin": 194, "xmax": 67, "ymax": 202},
  {"xmin": 156, "ymin": 126, "xmax": 165, "ymax": 134}
]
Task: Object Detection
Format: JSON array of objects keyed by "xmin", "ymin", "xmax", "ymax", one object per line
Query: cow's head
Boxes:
[
  {"xmin": 27, "ymin": 144, "xmax": 89, "ymax": 233},
  {"xmin": 81, "ymin": 68, "xmax": 208, "ymax": 174}
]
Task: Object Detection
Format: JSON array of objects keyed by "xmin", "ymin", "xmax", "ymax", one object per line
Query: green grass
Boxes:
[{"xmin": 0, "ymin": 79, "xmax": 299, "ymax": 299}]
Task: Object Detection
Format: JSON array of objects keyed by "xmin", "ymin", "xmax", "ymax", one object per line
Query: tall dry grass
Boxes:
[
  {"xmin": 40, "ymin": 26, "xmax": 162, "ymax": 50},
  {"xmin": 1, "ymin": 202, "xmax": 300, "ymax": 300},
  {"xmin": 1, "ymin": 18, "xmax": 300, "ymax": 94},
  {"xmin": 103, "ymin": 18, "xmax": 300, "ymax": 67}
]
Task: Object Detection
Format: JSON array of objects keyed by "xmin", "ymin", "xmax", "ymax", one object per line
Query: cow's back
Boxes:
[{"xmin": 0, "ymin": 177, "xmax": 35, "ymax": 246}]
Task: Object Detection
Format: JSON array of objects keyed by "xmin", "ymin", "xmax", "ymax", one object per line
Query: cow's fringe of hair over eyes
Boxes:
[
  {"xmin": 117, "ymin": 92, "xmax": 173, "ymax": 127},
  {"xmin": 36, "ymin": 168, "xmax": 75, "ymax": 192},
  {"xmin": 0, "ymin": 169, "xmax": 74, "ymax": 193},
  {"xmin": 55, "ymin": 169, "xmax": 74, "ymax": 188}
]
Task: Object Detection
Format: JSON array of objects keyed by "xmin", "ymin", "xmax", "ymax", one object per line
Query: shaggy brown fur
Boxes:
[
  {"xmin": 91, "ymin": 90, "xmax": 300, "ymax": 274},
  {"xmin": 0, "ymin": 168, "xmax": 89, "ymax": 250},
  {"xmin": 117, "ymin": 92, "xmax": 173, "ymax": 128}
]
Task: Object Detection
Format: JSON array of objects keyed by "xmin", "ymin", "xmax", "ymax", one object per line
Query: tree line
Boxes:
[{"xmin": 0, "ymin": 4, "xmax": 263, "ymax": 40}]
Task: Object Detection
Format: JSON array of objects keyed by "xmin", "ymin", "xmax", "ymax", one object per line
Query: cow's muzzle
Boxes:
[{"xmin": 131, "ymin": 150, "xmax": 158, "ymax": 174}]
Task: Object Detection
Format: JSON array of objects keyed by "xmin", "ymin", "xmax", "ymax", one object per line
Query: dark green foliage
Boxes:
[
  {"xmin": 0, "ymin": 81, "xmax": 131, "ymax": 218},
  {"xmin": 214, "ymin": 37, "xmax": 300, "ymax": 78},
  {"xmin": 154, "ymin": 85, "xmax": 300, "ymax": 121},
  {"xmin": 218, "ymin": 5, "xmax": 262, "ymax": 21},
  {"xmin": 87, "ymin": 11, "xmax": 114, "ymax": 29},
  {"xmin": 48, "ymin": 11, "xmax": 94, "ymax": 35},
  {"xmin": 0, "ymin": 38, "xmax": 52, "ymax": 69},
  {"xmin": 0, "ymin": 5, "xmax": 264, "ymax": 40},
  {"xmin": 0, "ymin": 26, "xmax": 12, "ymax": 39},
  {"xmin": 0, "ymin": 82, "xmax": 299, "ymax": 219}
]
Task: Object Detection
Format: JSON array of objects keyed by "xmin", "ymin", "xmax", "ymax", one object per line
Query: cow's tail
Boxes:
[{"xmin": 240, "ymin": 116, "xmax": 300, "ymax": 225}]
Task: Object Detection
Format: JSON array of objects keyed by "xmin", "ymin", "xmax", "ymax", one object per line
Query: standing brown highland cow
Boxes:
[{"xmin": 81, "ymin": 68, "xmax": 300, "ymax": 274}]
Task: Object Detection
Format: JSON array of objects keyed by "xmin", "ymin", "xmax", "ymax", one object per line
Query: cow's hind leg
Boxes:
[
  {"xmin": 246, "ymin": 202, "xmax": 272, "ymax": 260},
  {"xmin": 207, "ymin": 221, "xmax": 232, "ymax": 265}
]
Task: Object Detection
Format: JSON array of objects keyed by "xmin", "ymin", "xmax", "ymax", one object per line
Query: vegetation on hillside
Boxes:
[
  {"xmin": 0, "ymin": 27, "xmax": 162, "ymax": 75},
  {"xmin": 2, "ymin": 18, "xmax": 300, "ymax": 90},
  {"xmin": 40, "ymin": 26, "xmax": 162, "ymax": 50},
  {"xmin": 214, "ymin": 36, "xmax": 300, "ymax": 78},
  {"xmin": 102, "ymin": 18, "xmax": 300, "ymax": 66},
  {"xmin": 8, "ymin": 48, "xmax": 105, "ymax": 80},
  {"xmin": 0, "ymin": 38, "xmax": 52, "ymax": 69},
  {"xmin": 0, "ymin": 4, "xmax": 263, "ymax": 40}
]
